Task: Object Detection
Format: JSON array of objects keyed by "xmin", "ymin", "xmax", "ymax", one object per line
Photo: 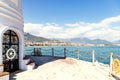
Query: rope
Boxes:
[
  {"xmin": 97, "ymin": 56, "xmax": 109, "ymax": 60},
  {"xmin": 95, "ymin": 53, "xmax": 109, "ymax": 60},
  {"xmin": 113, "ymin": 54, "xmax": 120, "ymax": 59},
  {"xmin": 41, "ymin": 48, "xmax": 52, "ymax": 51},
  {"xmin": 54, "ymin": 49, "xmax": 64, "ymax": 52},
  {"xmin": 66, "ymin": 49, "xmax": 77, "ymax": 53},
  {"xmin": 25, "ymin": 49, "xmax": 33, "ymax": 51},
  {"xmin": 80, "ymin": 56, "xmax": 92, "ymax": 61},
  {"xmin": 80, "ymin": 51, "xmax": 92, "ymax": 54}
]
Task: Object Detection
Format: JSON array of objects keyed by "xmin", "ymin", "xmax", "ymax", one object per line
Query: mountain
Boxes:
[
  {"xmin": 89, "ymin": 39, "xmax": 111, "ymax": 44},
  {"xmin": 70, "ymin": 38, "xmax": 91, "ymax": 43},
  {"xmin": 113, "ymin": 40, "xmax": 120, "ymax": 44},
  {"xmin": 24, "ymin": 33, "xmax": 50, "ymax": 42},
  {"xmin": 70, "ymin": 38, "xmax": 111, "ymax": 44},
  {"xmin": 24, "ymin": 33, "xmax": 112, "ymax": 44}
]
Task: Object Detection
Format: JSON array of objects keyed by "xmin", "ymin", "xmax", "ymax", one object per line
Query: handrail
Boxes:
[{"xmin": 25, "ymin": 47, "xmax": 120, "ymax": 77}]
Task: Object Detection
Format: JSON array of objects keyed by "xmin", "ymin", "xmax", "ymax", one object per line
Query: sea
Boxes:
[{"xmin": 25, "ymin": 46, "xmax": 120, "ymax": 64}]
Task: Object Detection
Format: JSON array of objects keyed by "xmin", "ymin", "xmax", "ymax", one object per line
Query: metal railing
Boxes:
[
  {"xmin": 25, "ymin": 47, "xmax": 120, "ymax": 76},
  {"xmin": 28, "ymin": 48, "xmax": 67, "ymax": 58}
]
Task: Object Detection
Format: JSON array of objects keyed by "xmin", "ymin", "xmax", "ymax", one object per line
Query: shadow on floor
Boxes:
[
  {"xmin": 29, "ymin": 55, "xmax": 65, "ymax": 68},
  {"xmin": 10, "ymin": 55, "xmax": 65, "ymax": 80},
  {"xmin": 10, "ymin": 74, "xmax": 16, "ymax": 80},
  {"xmin": 10, "ymin": 70, "xmax": 24, "ymax": 80}
]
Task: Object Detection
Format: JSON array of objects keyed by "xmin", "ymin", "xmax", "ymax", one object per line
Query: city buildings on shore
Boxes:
[{"xmin": 25, "ymin": 41, "xmax": 120, "ymax": 46}]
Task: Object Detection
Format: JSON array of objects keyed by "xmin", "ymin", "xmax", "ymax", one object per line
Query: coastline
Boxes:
[{"xmin": 25, "ymin": 42, "xmax": 120, "ymax": 46}]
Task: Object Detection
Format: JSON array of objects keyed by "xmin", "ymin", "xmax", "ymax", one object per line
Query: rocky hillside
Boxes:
[
  {"xmin": 24, "ymin": 33, "xmax": 119, "ymax": 44},
  {"xmin": 24, "ymin": 33, "xmax": 50, "ymax": 42}
]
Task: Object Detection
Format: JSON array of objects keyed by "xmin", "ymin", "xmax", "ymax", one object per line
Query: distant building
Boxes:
[{"xmin": 0, "ymin": 0, "xmax": 24, "ymax": 72}]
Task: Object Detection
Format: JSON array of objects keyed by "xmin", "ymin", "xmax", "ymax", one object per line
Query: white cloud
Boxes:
[
  {"xmin": 24, "ymin": 15, "xmax": 120, "ymax": 41},
  {"xmin": 100, "ymin": 15, "xmax": 120, "ymax": 26},
  {"xmin": 65, "ymin": 23, "xmax": 80, "ymax": 27},
  {"xmin": 24, "ymin": 23, "xmax": 64, "ymax": 38}
]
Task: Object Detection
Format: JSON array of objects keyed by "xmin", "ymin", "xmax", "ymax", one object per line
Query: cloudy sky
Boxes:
[{"xmin": 22, "ymin": 0, "xmax": 120, "ymax": 41}]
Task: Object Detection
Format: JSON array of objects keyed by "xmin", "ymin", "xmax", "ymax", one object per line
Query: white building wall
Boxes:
[
  {"xmin": 0, "ymin": 0, "xmax": 24, "ymax": 31},
  {"xmin": 0, "ymin": 0, "xmax": 24, "ymax": 71}
]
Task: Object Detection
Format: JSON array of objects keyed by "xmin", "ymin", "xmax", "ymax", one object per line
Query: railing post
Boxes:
[
  {"xmin": 64, "ymin": 48, "xmax": 66, "ymax": 58},
  {"xmin": 31, "ymin": 50, "xmax": 33, "ymax": 55},
  {"xmin": 92, "ymin": 50, "xmax": 95, "ymax": 66},
  {"xmin": 77, "ymin": 48, "xmax": 79, "ymax": 59},
  {"xmin": 39, "ymin": 48, "xmax": 41, "ymax": 56},
  {"xmin": 109, "ymin": 52, "xmax": 113, "ymax": 76},
  {"xmin": 34, "ymin": 48, "xmax": 35, "ymax": 56},
  {"xmin": 52, "ymin": 48, "xmax": 54, "ymax": 56}
]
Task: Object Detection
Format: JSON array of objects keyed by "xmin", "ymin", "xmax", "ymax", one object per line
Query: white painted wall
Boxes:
[
  {"xmin": 0, "ymin": 0, "xmax": 24, "ymax": 71},
  {"xmin": 22, "ymin": 59, "xmax": 30, "ymax": 70},
  {"xmin": 0, "ymin": 66, "xmax": 3, "ymax": 72},
  {"xmin": 0, "ymin": 0, "xmax": 23, "ymax": 31}
]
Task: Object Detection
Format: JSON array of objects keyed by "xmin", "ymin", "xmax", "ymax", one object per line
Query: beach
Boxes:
[{"xmin": 12, "ymin": 58, "xmax": 115, "ymax": 80}]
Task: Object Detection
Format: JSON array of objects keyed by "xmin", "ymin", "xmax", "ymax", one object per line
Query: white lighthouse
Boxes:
[{"xmin": 0, "ymin": 0, "xmax": 24, "ymax": 72}]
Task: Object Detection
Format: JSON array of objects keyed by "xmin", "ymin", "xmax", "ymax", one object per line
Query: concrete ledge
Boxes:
[
  {"xmin": 0, "ymin": 64, "xmax": 4, "ymax": 66},
  {"xmin": 0, "ymin": 64, "xmax": 4, "ymax": 72},
  {"xmin": 0, "ymin": 72, "xmax": 9, "ymax": 77},
  {"xmin": 22, "ymin": 59, "xmax": 30, "ymax": 70},
  {"xmin": 27, "ymin": 62, "xmax": 35, "ymax": 70},
  {"xmin": 23, "ymin": 55, "xmax": 30, "ymax": 60},
  {"xmin": 23, "ymin": 59, "xmax": 30, "ymax": 64},
  {"xmin": 0, "ymin": 72, "xmax": 9, "ymax": 80}
]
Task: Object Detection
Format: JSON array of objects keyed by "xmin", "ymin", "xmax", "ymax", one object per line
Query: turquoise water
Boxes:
[{"xmin": 25, "ymin": 46, "xmax": 120, "ymax": 64}]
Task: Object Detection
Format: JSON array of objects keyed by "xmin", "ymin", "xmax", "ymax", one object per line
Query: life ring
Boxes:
[{"xmin": 6, "ymin": 48, "xmax": 16, "ymax": 60}]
